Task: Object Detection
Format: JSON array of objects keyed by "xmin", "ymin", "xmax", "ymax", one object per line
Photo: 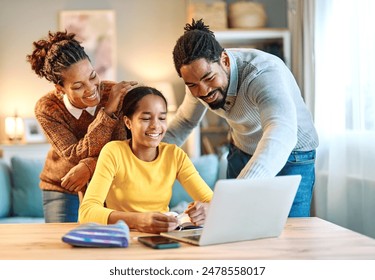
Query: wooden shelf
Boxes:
[
  {"xmin": 214, "ymin": 28, "xmax": 290, "ymax": 39},
  {"xmin": 0, "ymin": 142, "xmax": 50, "ymax": 165},
  {"xmin": 214, "ymin": 28, "xmax": 291, "ymax": 68}
]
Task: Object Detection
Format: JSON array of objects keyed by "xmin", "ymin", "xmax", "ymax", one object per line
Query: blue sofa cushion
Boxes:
[
  {"xmin": 169, "ymin": 154, "xmax": 219, "ymax": 208},
  {"xmin": 0, "ymin": 216, "xmax": 45, "ymax": 223},
  {"xmin": 11, "ymin": 157, "xmax": 44, "ymax": 217},
  {"xmin": 0, "ymin": 160, "xmax": 11, "ymax": 218}
]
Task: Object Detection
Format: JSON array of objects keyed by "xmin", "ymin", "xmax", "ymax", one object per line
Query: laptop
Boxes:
[{"xmin": 161, "ymin": 175, "xmax": 301, "ymax": 246}]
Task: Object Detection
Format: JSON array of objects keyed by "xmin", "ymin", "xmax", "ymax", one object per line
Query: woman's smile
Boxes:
[{"xmin": 84, "ymin": 89, "xmax": 99, "ymax": 102}]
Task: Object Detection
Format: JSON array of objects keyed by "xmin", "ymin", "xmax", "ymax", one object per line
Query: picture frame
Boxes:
[
  {"xmin": 23, "ymin": 118, "xmax": 46, "ymax": 143},
  {"xmin": 59, "ymin": 10, "xmax": 116, "ymax": 80}
]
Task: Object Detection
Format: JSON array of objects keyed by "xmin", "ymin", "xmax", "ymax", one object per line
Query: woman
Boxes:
[
  {"xmin": 79, "ymin": 86, "xmax": 213, "ymax": 233},
  {"xmin": 26, "ymin": 30, "xmax": 137, "ymax": 222}
]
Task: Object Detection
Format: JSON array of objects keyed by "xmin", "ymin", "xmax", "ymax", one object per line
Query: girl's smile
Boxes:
[{"xmin": 124, "ymin": 93, "xmax": 167, "ymax": 162}]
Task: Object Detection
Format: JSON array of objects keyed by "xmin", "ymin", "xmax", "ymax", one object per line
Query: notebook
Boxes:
[{"xmin": 161, "ymin": 175, "xmax": 301, "ymax": 246}]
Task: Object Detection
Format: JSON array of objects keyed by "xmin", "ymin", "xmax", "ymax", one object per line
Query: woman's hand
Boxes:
[
  {"xmin": 61, "ymin": 162, "xmax": 91, "ymax": 193},
  {"xmin": 184, "ymin": 201, "xmax": 209, "ymax": 226},
  {"xmin": 104, "ymin": 81, "xmax": 138, "ymax": 116},
  {"xmin": 133, "ymin": 212, "xmax": 178, "ymax": 234}
]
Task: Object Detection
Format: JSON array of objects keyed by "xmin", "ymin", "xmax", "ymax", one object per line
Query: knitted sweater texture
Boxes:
[{"xmin": 34, "ymin": 81, "xmax": 126, "ymax": 193}]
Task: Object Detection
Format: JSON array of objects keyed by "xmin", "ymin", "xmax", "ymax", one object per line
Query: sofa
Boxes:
[{"xmin": 0, "ymin": 152, "xmax": 228, "ymax": 223}]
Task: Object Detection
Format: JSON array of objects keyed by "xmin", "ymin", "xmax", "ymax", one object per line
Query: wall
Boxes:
[
  {"xmin": 0, "ymin": 0, "xmax": 187, "ymax": 141},
  {"xmin": 0, "ymin": 0, "xmax": 287, "ymax": 142}
]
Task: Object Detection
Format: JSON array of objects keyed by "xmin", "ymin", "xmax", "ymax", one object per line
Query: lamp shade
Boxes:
[{"xmin": 5, "ymin": 116, "xmax": 24, "ymax": 140}]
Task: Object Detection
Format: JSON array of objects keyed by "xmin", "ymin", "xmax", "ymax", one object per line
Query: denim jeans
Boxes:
[
  {"xmin": 227, "ymin": 143, "xmax": 316, "ymax": 217},
  {"xmin": 43, "ymin": 190, "xmax": 79, "ymax": 223}
]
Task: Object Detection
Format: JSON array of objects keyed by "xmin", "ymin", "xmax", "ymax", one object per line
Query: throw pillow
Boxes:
[
  {"xmin": 0, "ymin": 160, "xmax": 11, "ymax": 218},
  {"xmin": 169, "ymin": 154, "xmax": 219, "ymax": 209},
  {"xmin": 11, "ymin": 157, "xmax": 44, "ymax": 217}
]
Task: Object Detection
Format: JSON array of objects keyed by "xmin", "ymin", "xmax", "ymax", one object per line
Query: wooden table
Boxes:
[{"xmin": 1, "ymin": 217, "xmax": 375, "ymax": 260}]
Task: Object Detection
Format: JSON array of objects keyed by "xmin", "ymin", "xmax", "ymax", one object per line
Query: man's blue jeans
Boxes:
[
  {"xmin": 227, "ymin": 144, "xmax": 316, "ymax": 217},
  {"xmin": 43, "ymin": 190, "xmax": 79, "ymax": 222}
]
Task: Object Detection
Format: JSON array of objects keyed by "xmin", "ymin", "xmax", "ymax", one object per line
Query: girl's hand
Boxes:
[
  {"xmin": 184, "ymin": 201, "xmax": 209, "ymax": 226},
  {"xmin": 135, "ymin": 212, "xmax": 178, "ymax": 234},
  {"xmin": 61, "ymin": 162, "xmax": 90, "ymax": 193},
  {"xmin": 104, "ymin": 81, "xmax": 138, "ymax": 116}
]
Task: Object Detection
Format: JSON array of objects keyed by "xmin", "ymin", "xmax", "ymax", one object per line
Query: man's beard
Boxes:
[
  {"xmin": 202, "ymin": 88, "xmax": 228, "ymax": 110},
  {"xmin": 207, "ymin": 63, "xmax": 229, "ymax": 110}
]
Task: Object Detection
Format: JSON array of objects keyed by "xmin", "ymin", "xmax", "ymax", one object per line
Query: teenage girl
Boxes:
[{"xmin": 79, "ymin": 86, "xmax": 213, "ymax": 233}]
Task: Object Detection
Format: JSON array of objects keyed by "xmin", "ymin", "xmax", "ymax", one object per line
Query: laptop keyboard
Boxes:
[{"xmin": 184, "ymin": 235, "xmax": 201, "ymax": 242}]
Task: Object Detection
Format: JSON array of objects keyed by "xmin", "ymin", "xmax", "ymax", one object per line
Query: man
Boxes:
[{"xmin": 163, "ymin": 19, "xmax": 319, "ymax": 217}]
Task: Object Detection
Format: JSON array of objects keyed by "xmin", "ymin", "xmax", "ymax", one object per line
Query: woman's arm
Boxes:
[
  {"xmin": 61, "ymin": 157, "xmax": 97, "ymax": 192},
  {"xmin": 35, "ymin": 99, "xmax": 121, "ymax": 165}
]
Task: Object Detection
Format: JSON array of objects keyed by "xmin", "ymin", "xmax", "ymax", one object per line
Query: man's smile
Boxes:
[{"xmin": 201, "ymin": 90, "xmax": 219, "ymax": 103}]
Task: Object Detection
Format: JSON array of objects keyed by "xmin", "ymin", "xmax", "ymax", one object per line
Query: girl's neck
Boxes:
[{"xmin": 129, "ymin": 140, "xmax": 159, "ymax": 162}]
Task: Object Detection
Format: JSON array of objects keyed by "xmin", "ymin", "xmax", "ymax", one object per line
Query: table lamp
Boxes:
[{"xmin": 5, "ymin": 114, "xmax": 24, "ymax": 142}]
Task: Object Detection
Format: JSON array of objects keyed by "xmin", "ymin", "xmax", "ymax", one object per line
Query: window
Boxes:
[{"xmin": 313, "ymin": 0, "xmax": 375, "ymax": 238}]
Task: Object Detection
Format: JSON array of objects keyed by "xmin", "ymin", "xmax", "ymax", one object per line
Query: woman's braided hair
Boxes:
[
  {"xmin": 26, "ymin": 30, "xmax": 89, "ymax": 86},
  {"xmin": 172, "ymin": 19, "xmax": 224, "ymax": 77}
]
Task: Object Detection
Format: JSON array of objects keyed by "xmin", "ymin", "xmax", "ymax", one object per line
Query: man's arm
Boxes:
[
  {"xmin": 163, "ymin": 90, "xmax": 207, "ymax": 146},
  {"xmin": 238, "ymin": 67, "xmax": 298, "ymax": 179}
]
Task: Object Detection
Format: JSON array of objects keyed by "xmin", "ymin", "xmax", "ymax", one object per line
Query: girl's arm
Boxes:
[{"xmin": 108, "ymin": 211, "xmax": 178, "ymax": 234}]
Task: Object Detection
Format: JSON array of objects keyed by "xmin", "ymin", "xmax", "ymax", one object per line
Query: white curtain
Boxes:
[
  {"xmin": 287, "ymin": 0, "xmax": 315, "ymax": 116},
  {"xmin": 313, "ymin": 0, "xmax": 375, "ymax": 238}
]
